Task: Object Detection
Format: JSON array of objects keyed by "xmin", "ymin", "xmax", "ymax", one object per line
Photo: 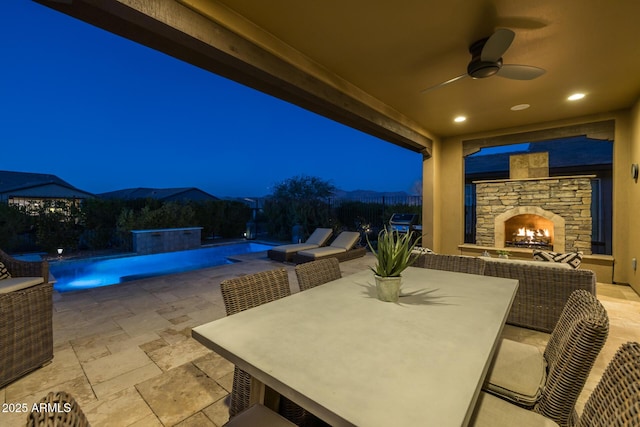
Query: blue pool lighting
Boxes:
[{"xmin": 49, "ymin": 242, "xmax": 273, "ymax": 292}]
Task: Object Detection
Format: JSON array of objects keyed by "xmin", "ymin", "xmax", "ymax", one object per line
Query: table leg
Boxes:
[{"xmin": 249, "ymin": 377, "xmax": 281, "ymax": 411}]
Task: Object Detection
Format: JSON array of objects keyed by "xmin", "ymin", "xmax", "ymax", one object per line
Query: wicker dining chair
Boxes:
[
  {"xmin": 470, "ymin": 341, "xmax": 640, "ymax": 427},
  {"xmin": 484, "ymin": 289, "xmax": 609, "ymax": 427},
  {"xmin": 220, "ymin": 268, "xmax": 308, "ymax": 425},
  {"xmin": 26, "ymin": 391, "xmax": 90, "ymax": 427},
  {"xmin": 577, "ymin": 341, "xmax": 640, "ymax": 427},
  {"xmin": 295, "ymin": 257, "xmax": 341, "ymax": 292},
  {"xmin": 417, "ymin": 253, "xmax": 486, "ymax": 275}
]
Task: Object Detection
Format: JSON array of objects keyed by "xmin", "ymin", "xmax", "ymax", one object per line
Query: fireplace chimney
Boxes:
[{"xmin": 510, "ymin": 152, "xmax": 549, "ymax": 179}]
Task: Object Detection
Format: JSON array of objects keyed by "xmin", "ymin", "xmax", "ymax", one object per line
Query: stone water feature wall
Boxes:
[
  {"xmin": 475, "ymin": 176, "xmax": 594, "ymax": 254},
  {"xmin": 132, "ymin": 227, "xmax": 203, "ymax": 255}
]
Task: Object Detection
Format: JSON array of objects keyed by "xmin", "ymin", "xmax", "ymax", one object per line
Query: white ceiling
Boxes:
[{"xmin": 200, "ymin": 0, "xmax": 640, "ymax": 137}]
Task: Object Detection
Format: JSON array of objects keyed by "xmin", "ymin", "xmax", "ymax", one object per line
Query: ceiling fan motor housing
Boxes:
[
  {"xmin": 467, "ymin": 37, "xmax": 501, "ymax": 78},
  {"xmin": 467, "ymin": 58, "xmax": 502, "ymax": 78}
]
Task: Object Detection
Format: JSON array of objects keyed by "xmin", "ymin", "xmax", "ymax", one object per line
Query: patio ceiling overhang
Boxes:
[{"xmin": 35, "ymin": 0, "xmax": 434, "ymax": 157}]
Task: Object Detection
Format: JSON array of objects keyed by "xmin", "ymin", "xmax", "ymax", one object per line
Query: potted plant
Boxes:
[
  {"xmin": 367, "ymin": 227, "xmax": 420, "ymax": 302},
  {"xmin": 497, "ymin": 249, "xmax": 511, "ymax": 259}
]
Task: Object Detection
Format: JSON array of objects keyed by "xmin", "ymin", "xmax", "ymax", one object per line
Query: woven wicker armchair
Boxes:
[
  {"xmin": 485, "ymin": 289, "xmax": 609, "ymax": 427},
  {"xmin": 0, "ymin": 249, "xmax": 53, "ymax": 388},
  {"xmin": 26, "ymin": 391, "xmax": 89, "ymax": 426},
  {"xmin": 220, "ymin": 268, "xmax": 309, "ymax": 425},
  {"xmin": 415, "ymin": 253, "xmax": 486, "ymax": 275},
  {"xmin": 295, "ymin": 257, "xmax": 341, "ymax": 292}
]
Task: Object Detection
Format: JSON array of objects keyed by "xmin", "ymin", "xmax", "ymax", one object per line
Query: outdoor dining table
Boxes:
[{"xmin": 192, "ymin": 266, "xmax": 518, "ymax": 427}]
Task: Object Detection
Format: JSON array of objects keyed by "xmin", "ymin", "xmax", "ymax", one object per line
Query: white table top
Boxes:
[{"xmin": 193, "ymin": 267, "xmax": 518, "ymax": 427}]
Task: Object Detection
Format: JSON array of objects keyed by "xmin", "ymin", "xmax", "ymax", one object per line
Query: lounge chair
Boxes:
[
  {"xmin": 267, "ymin": 228, "xmax": 333, "ymax": 262},
  {"xmin": 293, "ymin": 231, "xmax": 365, "ymax": 264}
]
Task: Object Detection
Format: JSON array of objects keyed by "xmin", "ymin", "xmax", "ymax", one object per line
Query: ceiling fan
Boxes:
[{"xmin": 421, "ymin": 28, "xmax": 545, "ymax": 93}]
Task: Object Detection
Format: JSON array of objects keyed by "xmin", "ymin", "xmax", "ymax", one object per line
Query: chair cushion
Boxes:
[
  {"xmin": 470, "ymin": 392, "xmax": 559, "ymax": 427},
  {"xmin": 0, "ymin": 277, "xmax": 44, "ymax": 294},
  {"xmin": 485, "ymin": 338, "xmax": 547, "ymax": 406},
  {"xmin": 0, "ymin": 261, "xmax": 11, "ymax": 280},
  {"xmin": 224, "ymin": 403, "xmax": 297, "ymax": 427},
  {"xmin": 330, "ymin": 231, "xmax": 359, "ymax": 250},
  {"xmin": 305, "ymin": 228, "xmax": 333, "ymax": 246},
  {"xmin": 532, "ymin": 250, "xmax": 583, "ymax": 269}
]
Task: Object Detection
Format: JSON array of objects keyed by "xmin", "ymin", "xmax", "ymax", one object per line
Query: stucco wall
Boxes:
[{"xmin": 626, "ymin": 100, "xmax": 640, "ymax": 292}]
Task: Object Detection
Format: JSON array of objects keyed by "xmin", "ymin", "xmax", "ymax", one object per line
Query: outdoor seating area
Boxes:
[{"xmin": 0, "ymin": 249, "xmax": 639, "ymax": 426}]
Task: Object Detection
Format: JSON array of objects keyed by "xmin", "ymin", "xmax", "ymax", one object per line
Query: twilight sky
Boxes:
[{"xmin": 1, "ymin": 1, "xmax": 423, "ymax": 198}]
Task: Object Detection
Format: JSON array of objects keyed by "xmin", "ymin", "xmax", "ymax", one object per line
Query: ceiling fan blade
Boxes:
[
  {"xmin": 481, "ymin": 28, "xmax": 515, "ymax": 61},
  {"xmin": 497, "ymin": 64, "xmax": 546, "ymax": 80},
  {"xmin": 420, "ymin": 74, "xmax": 468, "ymax": 93}
]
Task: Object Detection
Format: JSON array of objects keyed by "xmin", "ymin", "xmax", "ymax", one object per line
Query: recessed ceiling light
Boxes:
[
  {"xmin": 568, "ymin": 93, "xmax": 586, "ymax": 101},
  {"xmin": 454, "ymin": 116, "xmax": 466, "ymax": 123},
  {"xmin": 510, "ymin": 104, "xmax": 530, "ymax": 111}
]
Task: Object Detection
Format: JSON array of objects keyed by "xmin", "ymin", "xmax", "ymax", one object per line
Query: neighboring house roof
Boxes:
[
  {"xmin": 98, "ymin": 187, "xmax": 219, "ymax": 202},
  {"xmin": 0, "ymin": 170, "xmax": 95, "ymax": 201},
  {"xmin": 465, "ymin": 137, "xmax": 613, "ymax": 176}
]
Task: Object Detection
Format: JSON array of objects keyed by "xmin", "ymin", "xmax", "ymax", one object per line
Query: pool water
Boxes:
[{"xmin": 49, "ymin": 242, "xmax": 273, "ymax": 292}]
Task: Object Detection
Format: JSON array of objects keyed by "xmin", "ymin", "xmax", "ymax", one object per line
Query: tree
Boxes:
[
  {"xmin": 263, "ymin": 175, "xmax": 336, "ymax": 240},
  {"xmin": 0, "ymin": 203, "xmax": 31, "ymax": 251}
]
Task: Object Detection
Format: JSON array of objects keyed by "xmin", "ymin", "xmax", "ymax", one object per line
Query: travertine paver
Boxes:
[{"xmin": 0, "ymin": 250, "xmax": 638, "ymax": 426}]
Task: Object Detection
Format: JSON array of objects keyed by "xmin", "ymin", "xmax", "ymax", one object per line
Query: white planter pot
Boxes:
[{"xmin": 374, "ymin": 275, "xmax": 402, "ymax": 302}]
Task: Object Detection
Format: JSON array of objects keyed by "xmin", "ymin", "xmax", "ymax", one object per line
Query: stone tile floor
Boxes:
[{"xmin": 1, "ymin": 251, "xmax": 639, "ymax": 426}]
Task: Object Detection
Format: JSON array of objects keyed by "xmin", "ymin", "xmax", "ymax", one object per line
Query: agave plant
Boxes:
[{"xmin": 367, "ymin": 227, "xmax": 420, "ymax": 277}]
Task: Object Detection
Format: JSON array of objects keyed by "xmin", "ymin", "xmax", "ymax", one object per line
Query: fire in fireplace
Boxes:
[{"xmin": 504, "ymin": 214, "xmax": 554, "ymax": 250}]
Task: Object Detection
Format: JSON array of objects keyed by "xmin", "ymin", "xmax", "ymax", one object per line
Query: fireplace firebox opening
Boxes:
[{"xmin": 504, "ymin": 214, "xmax": 554, "ymax": 250}]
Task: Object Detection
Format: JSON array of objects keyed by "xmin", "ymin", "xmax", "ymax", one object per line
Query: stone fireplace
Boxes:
[{"xmin": 475, "ymin": 176, "xmax": 594, "ymax": 254}]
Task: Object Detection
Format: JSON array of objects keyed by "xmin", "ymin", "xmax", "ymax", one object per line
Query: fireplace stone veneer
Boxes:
[{"xmin": 474, "ymin": 176, "xmax": 594, "ymax": 254}]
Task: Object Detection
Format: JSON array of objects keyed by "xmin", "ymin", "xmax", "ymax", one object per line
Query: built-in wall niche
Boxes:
[{"xmin": 504, "ymin": 214, "xmax": 554, "ymax": 250}]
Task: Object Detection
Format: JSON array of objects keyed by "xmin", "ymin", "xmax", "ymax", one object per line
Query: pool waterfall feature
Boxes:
[{"xmin": 131, "ymin": 227, "xmax": 203, "ymax": 254}]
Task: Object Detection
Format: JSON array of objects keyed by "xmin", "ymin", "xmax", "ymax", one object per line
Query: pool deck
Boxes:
[{"xmin": 1, "ymin": 250, "xmax": 640, "ymax": 426}]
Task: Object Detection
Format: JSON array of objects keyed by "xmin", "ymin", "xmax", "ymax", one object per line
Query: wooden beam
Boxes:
[{"xmin": 34, "ymin": 0, "xmax": 432, "ymax": 155}]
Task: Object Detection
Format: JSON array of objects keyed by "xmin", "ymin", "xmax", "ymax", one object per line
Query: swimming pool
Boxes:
[{"xmin": 49, "ymin": 242, "xmax": 273, "ymax": 292}]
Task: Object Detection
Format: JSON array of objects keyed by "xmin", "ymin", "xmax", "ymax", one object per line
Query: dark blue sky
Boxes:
[{"xmin": 1, "ymin": 1, "xmax": 422, "ymax": 198}]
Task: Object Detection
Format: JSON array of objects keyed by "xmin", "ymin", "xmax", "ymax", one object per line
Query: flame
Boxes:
[{"xmin": 515, "ymin": 227, "xmax": 550, "ymax": 240}]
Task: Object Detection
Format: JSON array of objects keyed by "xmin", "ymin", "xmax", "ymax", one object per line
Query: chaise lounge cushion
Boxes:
[
  {"xmin": 295, "ymin": 231, "xmax": 360, "ymax": 260},
  {"xmin": 0, "ymin": 277, "xmax": 45, "ymax": 294},
  {"xmin": 267, "ymin": 228, "xmax": 333, "ymax": 261}
]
